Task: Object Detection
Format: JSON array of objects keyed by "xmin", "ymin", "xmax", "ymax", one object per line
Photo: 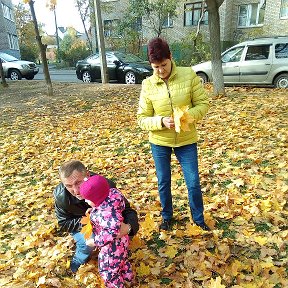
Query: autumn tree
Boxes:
[
  {"xmin": 116, "ymin": 9, "xmax": 143, "ymax": 54},
  {"xmin": 41, "ymin": 35, "xmax": 56, "ymax": 46},
  {"xmin": 75, "ymin": 0, "xmax": 93, "ymax": 53},
  {"xmin": 14, "ymin": 3, "xmax": 39, "ymax": 62},
  {"xmin": 125, "ymin": 0, "xmax": 178, "ymax": 37},
  {"xmin": 74, "ymin": 0, "xmax": 112, "ymax": 53},
  {"xmin": 59, "ymin": 28, "xmax": 90, "ymax": 66},
  {"xmin": 206, "ymin": 0, "xmax": 225, "ymax": 96},
  {"xmin": 24, "ymin": 0, "xmax": 53, "ymax": 96}
]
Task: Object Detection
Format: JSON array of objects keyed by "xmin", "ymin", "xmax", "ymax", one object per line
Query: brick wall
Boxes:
[
  {"xmin": 264, "ymin": 0, "xmax": 288, "ymax": 36},
  {"xmin": 100, "ymin": 0, "xmax": 287, "ymax": 49},
  {"xmin": 0, "ymin": 0, "xmax": 20, "ymax": 58}
]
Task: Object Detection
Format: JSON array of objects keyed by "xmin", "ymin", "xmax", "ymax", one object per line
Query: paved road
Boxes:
[{"xmin": 34, "ymin": 66, "xmax": 80, "ymax": 82}]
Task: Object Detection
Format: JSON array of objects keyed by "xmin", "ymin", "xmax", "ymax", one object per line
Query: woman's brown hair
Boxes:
[{"xmin": 147, "ymin": 37, "xmax": 171, "ymax": 63}]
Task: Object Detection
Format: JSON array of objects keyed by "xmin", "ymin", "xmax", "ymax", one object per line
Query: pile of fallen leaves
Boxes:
[{"xmin": 0, "ymin": 82, "xmax": 287, "ymax": 288}]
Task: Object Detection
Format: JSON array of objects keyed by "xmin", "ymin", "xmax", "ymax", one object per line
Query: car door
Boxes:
[
  {"xmin": 106, "ymin": 54, "xmax": 118, "ymax": 81},
  {"xmin": 239, "ymin": 44, "xmax": 272, "ymax": 83},
  {"xmin": 221, "ymin": 46, "xmax": 244, "ymax": 83},
  {"xmin": 88, "ymin": 54, "xmax": 101, "ymax": 80}
]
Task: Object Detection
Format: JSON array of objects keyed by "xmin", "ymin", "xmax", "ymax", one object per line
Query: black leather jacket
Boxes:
[{"xmin": 53, "ymin": 176, "xmax": 139, "ymax": 236}]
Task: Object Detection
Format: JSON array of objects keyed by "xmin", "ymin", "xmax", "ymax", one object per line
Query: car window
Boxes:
[
  {"xmin": 275, "ymin": 43, "xmax": 288, "ymax": 58},
  {"xmin": 115, "ymin": 52, "xmax": 144, "ymax": 63},
  {"xmin": 245, "ymin": 45, "xmax": 270, "ymax": 61},
  {"xmin": 86, "ymin": 54, "xmax": 99, "ymax": 63},
  {"xmin": 222, "ymin": 47, "xmax": 244, "ymax": 63},
  {"xmin": 0, "ymin": 53, "xmax": 18, "ymax": 62},
  {"xmin": 106, "ymin": 54, "xmax": 118, "ymax": 64}
]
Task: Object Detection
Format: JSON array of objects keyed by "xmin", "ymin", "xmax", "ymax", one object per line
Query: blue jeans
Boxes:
[
  {"xmin": 70, "ymin": 231, "xmax": 94, "ymax": 272},
  {"xmin": 151, "ymin": 143, "xmax": 205, "ymax": 224}
]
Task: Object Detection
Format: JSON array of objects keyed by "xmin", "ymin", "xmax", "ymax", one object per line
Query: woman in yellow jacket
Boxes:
[{"xmin": 137, "ymin": 37, "xmax": 210, "ymax": 231}]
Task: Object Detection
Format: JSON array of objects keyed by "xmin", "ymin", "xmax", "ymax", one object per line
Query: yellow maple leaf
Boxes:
[
  {"xmin": 141, "ymin": 213, "xmax": 158, "ymax": 237},
  {"xmin": 136, "ymin": 262, "xmax": 151, "ymax": 277},
  {"xmin": 230, "ymin": 260, "xmax": 241, "ymax": 276},
  {"xmin": 254, "ymin": 236, "xmax": 268, "ymax": 245},
  {"xmin": 164, "ymin": 245, "xmax": 178, "ymax": 258},
  {"xmin": 80, "ymin": 212, "xmax": 93, "ymax": 240},
  {"xmin": 232, "ymin": 178, "xmax": 245, "ymax": 187},
  {"xmin": 208, "ymin": 276, "xmax": 226, "ymax": 288},
  {"xmin": 150, "ymin": 262, "xmax": 161, "ymax": 275},
  {"xmin": 129, "ymin": 235, "xmax": 143, "ymax": 251},
  {"xmin": 173, "ymin": 106, "xmax": 195, "ymax": 133},
  {"xmin": 186, "ymin": 223, "xmax": 202, "ymax": 236}
]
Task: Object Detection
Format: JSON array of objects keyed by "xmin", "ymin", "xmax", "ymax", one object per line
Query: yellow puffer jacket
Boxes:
[{"xmin": 137, "ymin": 61, "xmax": 209, "ymax": 147}]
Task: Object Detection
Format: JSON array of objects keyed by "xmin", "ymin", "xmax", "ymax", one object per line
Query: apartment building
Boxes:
[
  {"xmin": 101, "ymin": 0, "xmax": 288, "ymax": 48},
  {"xmin": 0, "ymin": 0, "xmax": 20, "ymax": 58}
]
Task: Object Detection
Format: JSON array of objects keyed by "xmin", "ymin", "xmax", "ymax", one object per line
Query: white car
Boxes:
[
  {"xmin": 192, "ymin": 36, "xmax": 288, "ymax": 88},
  {"xmin": 0, "ymin": 52, "xmax": 39, "ymax": 80}
]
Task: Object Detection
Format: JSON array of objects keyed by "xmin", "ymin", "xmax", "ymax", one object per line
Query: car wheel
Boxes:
[
  {"xmin": 274, "ymin": 73, "xmax": 288, "ymax": 88},
  {"xmin": 197, "ymin": 72, "xmax": 208, "ymax": 84},
  {"xmin": 82, "ymin": 71, "xmax": 92, "ymax": 82},
  {"xmin": 9, "ymin": 69, "xmax": 22, "ymax": 80},
  {"xmin": 25, "ymin": 75, "xmax": 34, "ymax": 80},
  {"xmin": 125, "ymin": 71, "xmax": 136, "ymax": 84}
]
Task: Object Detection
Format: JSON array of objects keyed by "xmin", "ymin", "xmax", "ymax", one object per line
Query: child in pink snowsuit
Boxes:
[{"xmin": 80, "ymin": 175, "xmax": 134, "ymax": 288}]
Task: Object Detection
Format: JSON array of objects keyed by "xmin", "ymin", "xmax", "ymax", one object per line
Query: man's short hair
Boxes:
[{"xmin": 59, "ymin": 160, "xmax": 87, "ymax": 179}]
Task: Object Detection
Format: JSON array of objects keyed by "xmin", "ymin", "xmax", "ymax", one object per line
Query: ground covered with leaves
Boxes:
[{"xmin": 0, "ymin": 82, "xmax": 287, "ymax": 288}]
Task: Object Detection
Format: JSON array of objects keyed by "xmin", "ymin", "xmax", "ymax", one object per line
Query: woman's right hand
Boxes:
[{"xmin": 162, "ymin": 116, "xmax": 175, "ymax": 129}]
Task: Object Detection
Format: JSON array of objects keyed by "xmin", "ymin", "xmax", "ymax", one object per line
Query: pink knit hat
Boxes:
[{"xmin": 80, "ymin": 175, "xmax": 110, "ymax": 207}]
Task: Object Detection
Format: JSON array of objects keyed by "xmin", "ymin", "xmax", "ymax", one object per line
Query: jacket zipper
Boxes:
[{"xmin": 165, "ymin": 81, "xmax": 177, "ymax": 145}]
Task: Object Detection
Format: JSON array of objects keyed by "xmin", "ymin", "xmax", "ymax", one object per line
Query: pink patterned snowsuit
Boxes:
[{"xmin": 90, "ymin": 188, "xmax": 133, "ymax": 288}]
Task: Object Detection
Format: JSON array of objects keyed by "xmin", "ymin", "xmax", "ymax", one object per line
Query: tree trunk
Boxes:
[
  {"xmin": 93, "ymin": 0, "xmax": 108, "ymax": 83},
  {"xmin": 0, "ymin": 60, "xmax": 8, "ymax": 88},
  {"xmin": 76, "ymin": 0, "xmax": 93, "ymax": 53},
  {"xmin": 206, "ymin": 0, "xmax": 225, "ymax": 96},
  {"xmin": 28, "ymin": 0, "xmax": 53, "ymax": 96}
]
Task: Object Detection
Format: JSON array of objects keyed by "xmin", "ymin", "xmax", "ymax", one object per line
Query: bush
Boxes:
[
  {"xmin": 170, "ymin": 32, "xmax": 211, "ymax": 66},
  {"xmin": 59, "ymin": 34, "xmax": 90, "ymax": 67},
  {"xmin": 19, "ymin": 43, "xmax": 39, "ymax": 62}
]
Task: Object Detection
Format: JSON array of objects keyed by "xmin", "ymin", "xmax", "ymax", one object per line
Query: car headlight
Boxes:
[
  {"xmin": 21, "ymin": 64, "xmax": 30, "ymax": 69},
  {"xmin": 136, "ymin": 67, "xmax": 149, "ymax": 73}
]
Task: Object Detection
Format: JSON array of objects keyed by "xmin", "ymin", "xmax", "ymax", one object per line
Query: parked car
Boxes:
[
  {"xmin": 76, "ymin": 51, "xmax": 153, "ymax": 84},
  {"xmin": 192, "ymin": 36, "xmax": 288, "ymax": 88},
  {"xmin": 0, "ymin": 52, "xmax": 39, "ymax": 80}
]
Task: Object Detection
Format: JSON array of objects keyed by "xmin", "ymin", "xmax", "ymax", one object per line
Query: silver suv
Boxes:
[
  {"xmin": 192, "ymin": 36, "xmax": 288, "ymax": 88},
  {"xmin": 0, "ymin": 52, "xmax": 39, "ymax": 80}
]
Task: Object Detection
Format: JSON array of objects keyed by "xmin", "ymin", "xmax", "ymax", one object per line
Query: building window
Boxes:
[
  {"xmin": 8, "ymin": 34, "xmax": 19, "ymax": 50},
  {"xmin": 104, "ymin": 19, "xmax": 119, "ymax": 37},
  {"xmin": 2, "ymin": 3, "xmax": 14, "ymax": 21},
  {"xmin": 163, "ymin": 14, "xmax": 173, "ymax": 28},
  {"xmin": 280, "ymin": 0, "xmax": 288, "ymax": 18},
  {"xmin": 237, "ymin": 1, "xmax": 265, "ymax": 27},
  {"xmin": 184, "ymin": 2, "xmax": 208, "ymax": 26}
]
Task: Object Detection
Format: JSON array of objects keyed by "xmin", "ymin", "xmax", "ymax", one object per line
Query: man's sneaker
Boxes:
[
  {"xmin": 196, "ymin": 222, "xmax": 211, "ymax": 231},
  {"xmin": 159, "ymin": 219, "xmax": 172, "ymax": 231}
]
